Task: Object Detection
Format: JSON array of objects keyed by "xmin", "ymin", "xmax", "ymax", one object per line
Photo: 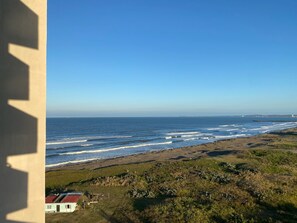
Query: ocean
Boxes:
[{"xmin": 46, "ymin": 117, "xmax": 297, "ymax": 167}]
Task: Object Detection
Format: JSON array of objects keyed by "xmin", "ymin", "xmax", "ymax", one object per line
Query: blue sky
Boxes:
[{"xmin": 47, "ymin": 0, "xmax": 297, "ymax": 117}]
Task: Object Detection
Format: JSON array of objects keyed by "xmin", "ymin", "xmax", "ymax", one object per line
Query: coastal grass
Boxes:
[
  {"xmin": 46, "ymin": 162, "xmax": 154, "ymax": 190},
  {"xmin": 46, "ymin": 130, "xmax": 297, "ymax": 223}
]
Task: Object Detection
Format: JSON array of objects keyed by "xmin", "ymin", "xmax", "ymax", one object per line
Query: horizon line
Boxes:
[{"xmin": 46, "ymin": 114, "xmax": 297, "ymax": 118}]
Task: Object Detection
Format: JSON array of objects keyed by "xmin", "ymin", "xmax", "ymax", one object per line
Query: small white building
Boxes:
[{"xmin": 45, "ymin": 193, "xmax": 82, "ymax": 213}]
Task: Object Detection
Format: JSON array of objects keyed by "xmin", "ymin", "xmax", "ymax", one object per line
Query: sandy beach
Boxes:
[
  {"xmin": 46, "ymin": 127, "xmax": 297, "ymax": 222},
  {"xmin": 47, "ymin": 127, "xmax": 297, "ymax": 172}
]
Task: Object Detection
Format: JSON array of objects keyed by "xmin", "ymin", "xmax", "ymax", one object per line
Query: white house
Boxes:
[{"xmin": 45, "ymin": 193, "xmax": 82, "ymax": 213}]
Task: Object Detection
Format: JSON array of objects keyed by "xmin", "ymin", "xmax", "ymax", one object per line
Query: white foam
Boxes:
[
  {"xmin": 249, "ymin": 122, "xmax": 297, "ymax": 132},
  {"xmin": 201, "ymin": 137, "xmax": 212, "ymax": 140},
  {"xmin": 208, "ymin": 124, "xmax": 241, "ymax": 131},
  {"xmin": 91, "ymin": 135, "xmax": 132, "ymax": 139},
  {"xmin": 81, "ymin": 144, "xmax": 93, "ymax": 147},
  {"xmin": 183, "ymin": 138, "xmax": 196, "ymax": 141},
  {"xmin": 60, "ymin": 141, "xmax": 173, "ymax": 156},
  {"xmin": 225, "ymin": 128, "xmax": 240, "ymax": 132},
  {"xmin": 181, "ymin": 134, "xmax": 203, "ymax": 138},
  {"xmin": 183, "ymin": 137, "xmax": 204, "ymax": 141},
  {"xmin": 207, "ymin": 127, "xmax": 222, "ymax": 131},
  {"xmin": 166, "ymin": 131, "xmax": 200, "ymax": 135},
  {"xmin": 214, "ymin": 134, "xmax": 249, "ymax": 139},
  {"xmin": 46, "ymin": 140, "xmax": 88, "ymax": 145},
  {"xmin": 46, "ymin": 158, "xmax": 99, "ymax": 168},
  {"xmin": 219, "ymin": 124, "xmax": 240, "ymax": 128},
  {"xmin": 46, "ymin": 135, "xmax": 132, "ymax": 146}
]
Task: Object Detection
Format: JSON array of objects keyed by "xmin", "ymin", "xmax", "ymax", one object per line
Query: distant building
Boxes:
[{"xmin": 45, "ymin": 193, "xmax": 82, "ymax": 213}]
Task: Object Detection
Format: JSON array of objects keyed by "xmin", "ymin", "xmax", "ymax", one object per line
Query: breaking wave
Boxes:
[{"xmin": 59, "ymin": 141, "xmax": 173, "ymax": 156}]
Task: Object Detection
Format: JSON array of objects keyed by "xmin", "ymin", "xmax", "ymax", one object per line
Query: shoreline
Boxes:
[
  {"xmin": 46, "ymin": 127, "xmax": 297, "ymax": 172},
  {"xmin": 46, "ymin": 127, "xmax": 297, "ymax": 222}
]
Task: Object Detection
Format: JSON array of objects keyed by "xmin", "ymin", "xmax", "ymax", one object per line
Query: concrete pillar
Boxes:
[{"xmin": 0, "ymin": 0, "xmax": 47, "ymax": 222}]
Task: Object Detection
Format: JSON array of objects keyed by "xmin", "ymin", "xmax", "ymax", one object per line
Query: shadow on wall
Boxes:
[{"xmin": 0, "ymin": 0, "xmax": 38, "ymax": 222}]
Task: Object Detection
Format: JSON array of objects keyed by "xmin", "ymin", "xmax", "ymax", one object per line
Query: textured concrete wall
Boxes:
[{"xmin": 0, "ymin": 0, "xmax": 46, "ymax": 222}]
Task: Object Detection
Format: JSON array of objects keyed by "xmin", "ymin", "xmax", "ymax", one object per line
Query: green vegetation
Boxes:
[{"xmin": 46, "ymin": 131, "xmax": 297, "ymax": 223}]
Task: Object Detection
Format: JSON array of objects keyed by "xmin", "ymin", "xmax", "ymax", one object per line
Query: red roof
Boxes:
[
  {"xmin": 45, "ymin": 195, "xmax": 58, "ymax": 203},
  {"xmin": 61, "ymin": 194, "xmax": 81, "ymax": 203}
]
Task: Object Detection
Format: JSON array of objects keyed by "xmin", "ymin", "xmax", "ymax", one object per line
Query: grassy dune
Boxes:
[{"xmin": 46, "ymin": 129, "xmax": 297, "ymax": 223}]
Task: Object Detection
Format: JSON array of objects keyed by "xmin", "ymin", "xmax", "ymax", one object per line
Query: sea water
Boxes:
[{"xmin": 46, "ymin": 117, "xmax": 297, "ymax": 167}]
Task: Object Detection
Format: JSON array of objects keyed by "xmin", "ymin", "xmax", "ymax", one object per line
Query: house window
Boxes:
[
  {"xmin": 66, "ymin": 204, "xmax": 71, "ymax": 209},
  {"xmin": 47, "ymin": 205, "xmax": 51, "ymax": 209}
]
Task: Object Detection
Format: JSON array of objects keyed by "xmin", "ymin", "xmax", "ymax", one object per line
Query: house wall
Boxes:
[
  {"xmin": 45, "ymin": 203, "xmax": 78, "ymax": 213},
  {"xmin": 60, "ymin": 203, "xmax": 78, "ymax": 213},
  {"xmin": 45, "ymin": 204, "xmax": 56, "ymax": 213}
]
